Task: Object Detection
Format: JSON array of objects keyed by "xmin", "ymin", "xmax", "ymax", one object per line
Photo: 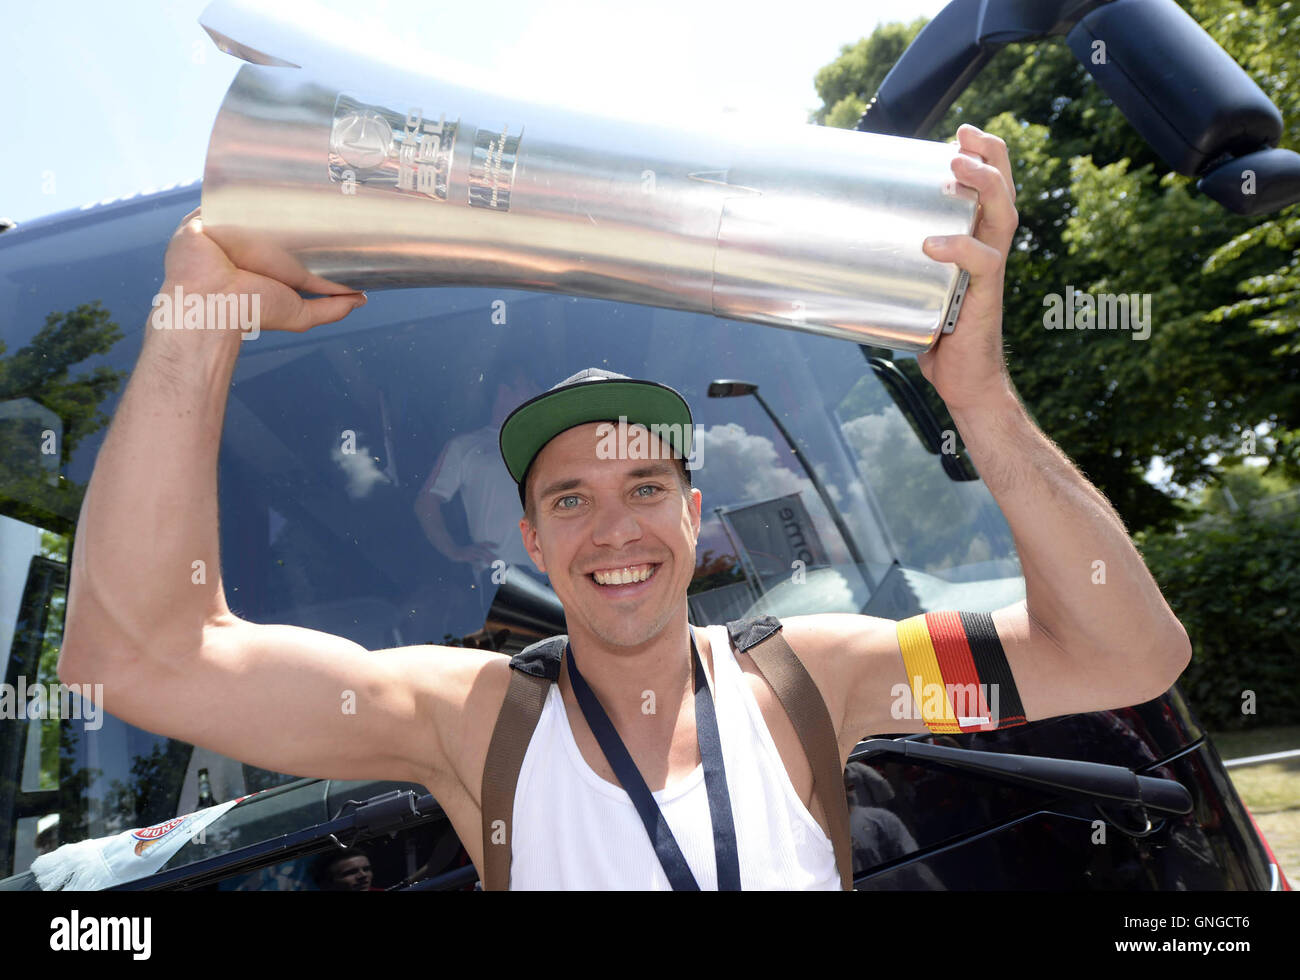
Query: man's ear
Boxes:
[
  {"xmin": 689, "ymin": 487, "xmax": 702, "ymax": 541},
  {"xmin": 520, "ymin": 516, "xmax": 546, "ymax": 573}
]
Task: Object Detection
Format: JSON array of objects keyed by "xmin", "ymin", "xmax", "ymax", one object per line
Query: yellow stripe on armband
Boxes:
[{"xmin": 896, "ymin": 614, "xmax": 961, "ymax": 733}]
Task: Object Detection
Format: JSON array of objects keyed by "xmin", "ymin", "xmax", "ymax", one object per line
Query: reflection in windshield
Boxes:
[
  {"xmin": 0, "ymin": 299, "xmax": 138, "ymax": 879},
  {"xmin": 838, "ymin": 366, "xmax": 1018, "ymax": 578},
  {"xmin": 0, "ymin": 300, "xmax": 126, "ymax": 533}
]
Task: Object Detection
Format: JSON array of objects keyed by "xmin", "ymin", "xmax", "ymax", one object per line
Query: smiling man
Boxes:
[
  {"xmin": 59, "ymin": 124, "xmax": 1191, "ymax": 893},
  {"xmin": 493, "ymin": 369, "xmax": 854, "ymax": 889}
]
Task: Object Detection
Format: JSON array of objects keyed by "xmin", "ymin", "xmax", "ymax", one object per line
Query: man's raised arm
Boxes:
[
  {"xmin": 56, "ymin": 208, "xmax": 497, "ymax": 790},
  {"xmin": 812, "ymin": 125, "xmax": 1189, "ymax": 745},
  {"xmin": 919, "ymin": 126, "xmax": 1190, "ymax": 713}
]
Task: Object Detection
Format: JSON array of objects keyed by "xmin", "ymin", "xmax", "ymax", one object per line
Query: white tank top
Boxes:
[{"xmin": 509, "ymin": 623, "xmax": 841, "ymax": 889}]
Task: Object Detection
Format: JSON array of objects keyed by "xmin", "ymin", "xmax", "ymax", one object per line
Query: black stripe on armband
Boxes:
[{"xmin": 958, "ymin": 610, "xmax": 1027, "ymax": 728}]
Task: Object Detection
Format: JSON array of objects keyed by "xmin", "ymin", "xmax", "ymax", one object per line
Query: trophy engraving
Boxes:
[
  {"xmin": 328, "ymin": 95, "xmax": 458, "ymax": 202},
  {"xmin": 468, "ymin": 124, "xmax": 522, "ymax": 211}
]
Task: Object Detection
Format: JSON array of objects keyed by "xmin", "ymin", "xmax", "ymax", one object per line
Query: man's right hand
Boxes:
[
  {"xmin": 160, "ymin": 206, "xmax": 368, "ymax": 334},
  {"xmin": 61, "ymin": 200, "xmax": 503, "ymax": 833}
]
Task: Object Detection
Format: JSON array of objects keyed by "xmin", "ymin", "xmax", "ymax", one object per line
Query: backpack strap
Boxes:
[
  {"xmin": 479, "ymin": 634, "xmax": 567, "ymax": 891},
  {"xmin": 727, "ymin": 615, "xmax": 855, "ymax": 891}
]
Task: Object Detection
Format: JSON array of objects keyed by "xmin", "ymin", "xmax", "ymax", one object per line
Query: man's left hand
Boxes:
[{"xmin": 918, "ymin": 123, "xmax": 1020, "ymax": 413}]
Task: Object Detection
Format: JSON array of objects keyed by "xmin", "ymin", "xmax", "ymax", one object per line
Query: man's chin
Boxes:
[{"xmin": 571, "ymin": 601, "xmax": 680, "ymax": 649}]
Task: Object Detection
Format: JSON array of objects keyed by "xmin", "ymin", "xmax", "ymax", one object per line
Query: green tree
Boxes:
[
  {"xmin": 1136, "ymin": 498, "xmax": 1300, "ymax": 729},
  {"xmin": 1196, "ymin": 460, "xmax": 1299, "ymax": 516}
]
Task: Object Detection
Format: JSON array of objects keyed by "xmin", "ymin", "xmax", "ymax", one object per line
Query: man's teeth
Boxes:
[{"xmin": 591, "ymin": 564, "xmax": 656, "ymax": 586}]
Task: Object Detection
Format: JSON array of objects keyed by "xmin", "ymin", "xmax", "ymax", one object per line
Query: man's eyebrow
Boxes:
[
  {"xmin": 536, "ymin": 463, "xmax": 677, "ymax": 501},
  {"xmin": 537, "ymin": 477, "xmax": 583, "ymax": 500},
  {"xmin": 627, "ymin": 463, "xmax": 678, "ymax": 480}
]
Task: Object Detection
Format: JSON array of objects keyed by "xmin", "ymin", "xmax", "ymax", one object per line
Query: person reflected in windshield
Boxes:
[
  {"xmin": 415, "ymin": 361, "xmax": 545, "ymax": 622},
  {"xmin": 312, "ymin": 847, "xmax": 380, "ymax": 891}
]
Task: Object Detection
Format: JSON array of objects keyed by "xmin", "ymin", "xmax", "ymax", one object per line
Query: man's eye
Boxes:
[
  {"xmin": 555, "ymin": 494, "xmax": 581, "ymax": 510},
  {"xmin": 635, "ymin": 484, "xmax": 662, "ymax": 498}
]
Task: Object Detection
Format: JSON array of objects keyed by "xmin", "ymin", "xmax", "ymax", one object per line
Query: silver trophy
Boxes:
[{"xmin": 198, "ymin": 1, "xmax": 977, "ymax": 352}]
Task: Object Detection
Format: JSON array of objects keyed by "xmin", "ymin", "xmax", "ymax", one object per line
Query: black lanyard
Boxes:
[{"xmin": 565, "ymin": 626, "xmax": 742, "ymax": 890}]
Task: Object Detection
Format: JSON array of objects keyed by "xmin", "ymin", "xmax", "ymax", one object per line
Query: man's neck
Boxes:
[{"xmin": 559, "ymin": 617, "xmax": 704, "ymax": 742}]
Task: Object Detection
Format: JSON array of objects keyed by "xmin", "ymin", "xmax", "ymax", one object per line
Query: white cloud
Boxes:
[{"xmin": 330, "ymin": 443, "xmax": 392, "ymax": 499}]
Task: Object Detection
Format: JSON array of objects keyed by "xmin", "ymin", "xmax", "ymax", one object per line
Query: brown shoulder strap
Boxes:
[
  {"xmin": 730, "ymin": 616, "xmax": 855, "ymax": 891},
  {"xmin": 479, "ymin": 637, "xmax": 566, "ymax": 891}
]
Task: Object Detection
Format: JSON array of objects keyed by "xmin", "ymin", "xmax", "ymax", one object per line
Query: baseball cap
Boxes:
[{"xmin": 499, "ymin": 367, "xmax": 694, "ymax": 508}]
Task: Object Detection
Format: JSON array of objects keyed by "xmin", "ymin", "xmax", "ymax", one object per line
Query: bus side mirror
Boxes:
[{"xmin": 1066, "ymin": 0, "xmax": 1300, "ymax": 214}]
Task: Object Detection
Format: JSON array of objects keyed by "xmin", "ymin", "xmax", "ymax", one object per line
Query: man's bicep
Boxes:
[
  {"xmin": 97, "ymin": 618, "xmax": 497, "ymax": 793},
  {"xmin": 880, "ymin": 600, "xmax": 1155, "ymax": 735},
  {"xmin": 890, "ymin": 606, "xmax": 1034, "ymax": 733},
  {"xmin": 825, "ymin": 600, "xmax": 1167, "ymax": 746},
  {"xmin": 989, "ymin": 600, "xmax": 1178, "ymax": 721},
  {"xmin": 812, "ymin": 606, "xmax": 1046, "ymax": 741}
]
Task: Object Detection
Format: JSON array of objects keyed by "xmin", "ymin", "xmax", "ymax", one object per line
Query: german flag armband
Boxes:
[{"xmin": 895, "ymin": 611, "xmax": 1028, "ymax": 733}]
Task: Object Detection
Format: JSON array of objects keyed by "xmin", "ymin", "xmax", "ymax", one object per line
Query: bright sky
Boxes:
[{"xmin": 2, "ymin": 0, "xmax": 949, "ymax": 224}]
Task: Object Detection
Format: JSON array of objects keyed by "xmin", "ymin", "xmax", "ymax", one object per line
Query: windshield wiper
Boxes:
[{"xmin": 851, "ymin": 737, "xmax": 1192, "ymax": 819}]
